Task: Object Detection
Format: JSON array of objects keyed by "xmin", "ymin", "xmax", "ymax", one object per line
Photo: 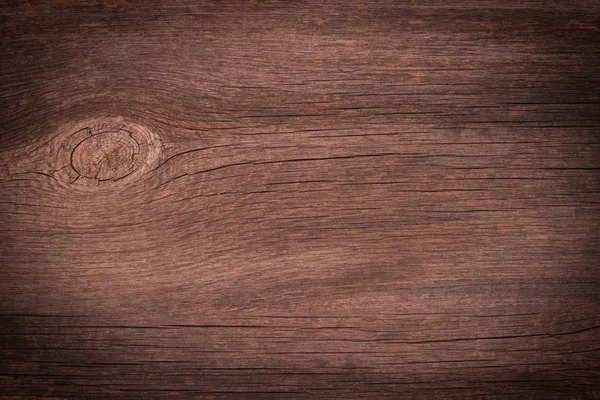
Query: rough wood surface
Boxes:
[{"xmin": 1, "ymin": 1, "xmax": 599, "ymax": 398}]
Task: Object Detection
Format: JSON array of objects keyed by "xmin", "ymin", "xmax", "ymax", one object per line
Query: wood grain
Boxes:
[{"xmin": 1, "ymin": 1, "xmax": 599, "ymax": 398}]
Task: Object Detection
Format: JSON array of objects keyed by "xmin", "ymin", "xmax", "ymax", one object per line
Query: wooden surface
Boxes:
[{"xmin": 1, "ymin": 1, "xmax": 599, "ymax": 398}]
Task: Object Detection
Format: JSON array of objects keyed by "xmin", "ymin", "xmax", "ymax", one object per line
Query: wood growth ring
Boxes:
[{"xmin": 54, "ymin": 119, "xmax": 162, "ymax": 189}]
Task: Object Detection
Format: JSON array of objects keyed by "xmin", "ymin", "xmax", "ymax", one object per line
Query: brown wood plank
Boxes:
[{"xmin": 1, "ymin": 1, "xmax": 599, "ymax": 398}]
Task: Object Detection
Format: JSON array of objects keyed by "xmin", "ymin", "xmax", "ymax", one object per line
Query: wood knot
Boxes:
[
  {"xmin": 54, "ymin": 119, "xmax": 162, "ymax": 189},
  {"xmin": 71, "ymin": 132, "xmax": 139, "ymax": 181}
]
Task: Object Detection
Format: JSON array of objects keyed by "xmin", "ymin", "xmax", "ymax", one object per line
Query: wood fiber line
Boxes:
[{"xmin": 1, "ymin": 1, "xmax": 599, "ymax": 399}]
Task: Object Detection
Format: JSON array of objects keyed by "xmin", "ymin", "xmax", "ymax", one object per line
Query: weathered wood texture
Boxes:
[{"xmin": 1, "ymin": 1, "xmax": 599, "ymax": 398}]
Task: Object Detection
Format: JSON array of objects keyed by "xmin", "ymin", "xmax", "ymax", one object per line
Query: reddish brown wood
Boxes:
[{"xmin": 1, "ymin": 1, "xmax": 599, "ymax": 398}]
